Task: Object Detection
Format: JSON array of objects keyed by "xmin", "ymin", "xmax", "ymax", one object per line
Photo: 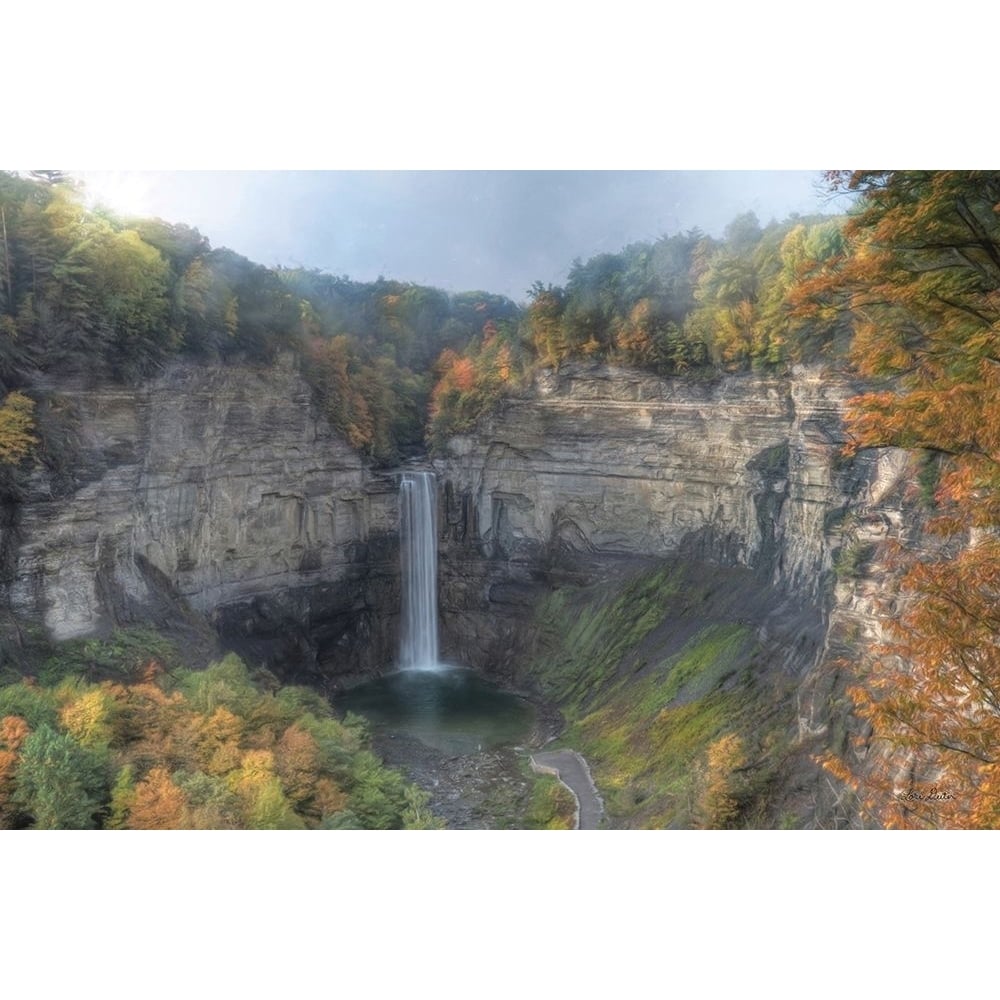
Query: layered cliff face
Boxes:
[
  {"xmin": 2, "ymin": 358, "xmax": 399, "ymax": 682},
  {"xmin": 438, "ymin": 363, "xmax": 870, "ymax": 669}
]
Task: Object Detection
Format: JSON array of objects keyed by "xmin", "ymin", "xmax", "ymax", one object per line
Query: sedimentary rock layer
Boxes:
[
  {"xmin": 437, "ymin": 363, "xmax": 875, "ymax": 670},
  {"xmin": 3, "ymin": 358, "xmax": 398, "ymax": 679}
]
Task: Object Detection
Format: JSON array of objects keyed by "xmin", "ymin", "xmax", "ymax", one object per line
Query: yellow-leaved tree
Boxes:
[{"xmin": 0, "ymin": 390, "xmax": 36, "ymax": 465}]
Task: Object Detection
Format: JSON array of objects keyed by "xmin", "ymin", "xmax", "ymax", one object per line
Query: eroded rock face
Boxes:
[
  {"xmin": 436, "ymin": 363, "xmax": 868, "ymax": 670},
  {"xmin": 444, "ymin": 366, "xmax": 869, "ymax": 579},
  {"xmin": 2, "ymin": 358, "xmax": 399, "ymax": 681}
]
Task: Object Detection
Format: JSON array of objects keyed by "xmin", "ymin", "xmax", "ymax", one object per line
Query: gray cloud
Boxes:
[{"xmin": 78, "ymin": 170, "xmax": 832, "ymax": 302}]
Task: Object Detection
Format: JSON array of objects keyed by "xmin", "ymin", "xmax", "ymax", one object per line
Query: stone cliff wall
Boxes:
[
  {"xmin": 442, "ymin": 364, "xmax": 867, "ymax": 585},
  {"xmin": 1, "ymin": 358, "xmax": 400, "ymax": 683},
  {"xmin": 792, "ymin": 445, "xmax": 941, "ymax": 826},
  {"xmin": 437, "ymin": 363, "xmax": 869, "ymax": 672}
]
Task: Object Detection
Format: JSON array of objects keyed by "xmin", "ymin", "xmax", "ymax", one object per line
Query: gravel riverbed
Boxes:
[{"xmin": 371, "ymin": 729, "xmax": 540, "ymax": 829}]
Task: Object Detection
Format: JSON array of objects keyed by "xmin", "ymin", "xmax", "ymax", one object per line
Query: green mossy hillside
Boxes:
[
  {"xmin": 525, "ymin": 563, "xmax": 799, "ymax": 828},
  {"xmin": 524, "ymin": 771, "xmax": 577, "ymax": 830}
]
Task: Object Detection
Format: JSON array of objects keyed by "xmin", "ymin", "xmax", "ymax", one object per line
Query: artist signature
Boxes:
[{"xmin": 894, "ymin": 787, "xmax": 955, "ymax": 802}]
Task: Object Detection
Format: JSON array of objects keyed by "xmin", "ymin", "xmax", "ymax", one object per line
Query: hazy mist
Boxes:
[{"xmin": 75, "ymin": 170, "xmax": 834, "ymax": 302}]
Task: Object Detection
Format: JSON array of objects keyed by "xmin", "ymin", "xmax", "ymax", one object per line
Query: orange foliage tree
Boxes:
[
  {"xmin": 126, "ymin": 767, "xmax": 190, "ymax": 829},
  {"xmin": 428, "ymin": 336, "xmax": 517, "ymax": 447},
  {"xmin": 194, "ymin": 706, "xmax": 244, "ymax": 776},
  {"xmin": 695, "ymin": 733, "xmax": 747, "ymax": 829},
  {"xmin": 306, "ymin": 335, "xmax": 375, "ymax": 452},
  {"xmin": 0, "ymin": 390, "xmax": 36, "ymax": 465},
  {"xmin": 117, "ymin": 681, "xmax": 192, "ymax": 773},
  {"xmin": 0, "ymin": 716, "xmax": 30, "ymax": 827},
  {"xmin": 806, "ymin": 171, "xmax": 1000, "ymax": 827},
  {"xmin": 274, "ymin": 722, "xmax": 320, "ymax": 807}
]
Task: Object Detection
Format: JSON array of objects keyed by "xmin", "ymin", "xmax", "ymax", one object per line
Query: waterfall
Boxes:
[{"xmin": 399, "ymin": 471, "xmax": 439, "ymax": 669}]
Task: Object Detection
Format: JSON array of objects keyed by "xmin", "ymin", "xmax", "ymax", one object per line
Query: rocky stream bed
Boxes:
[{"xmin": 371, "ymin": 730, "xmax": 540, "ymax": 829}]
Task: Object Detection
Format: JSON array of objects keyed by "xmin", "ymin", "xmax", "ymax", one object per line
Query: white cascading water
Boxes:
[{"xmin": 399, "ymin": 471, "xmax": 440, "ymax": 669}]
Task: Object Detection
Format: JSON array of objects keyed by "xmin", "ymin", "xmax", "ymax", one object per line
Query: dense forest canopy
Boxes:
[
  {"xmin": 0, "ymin": 171, "xmax": 521, "ymax": 467},
  {"xmin": 0, "ymin": 170, "xmax": 850, "ymax": 473},
  {"xmin": 0, "ymin": 631, "xmax": 440, "ymax": 830},
  {"xmin": 427, "ymin": 212, "xmax": 849, "ymax": 444}
]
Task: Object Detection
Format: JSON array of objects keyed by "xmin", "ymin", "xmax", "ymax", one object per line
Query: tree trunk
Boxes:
[{"xmin": 0, "ymin": 206, "xmax": 11, "ymax": 314}]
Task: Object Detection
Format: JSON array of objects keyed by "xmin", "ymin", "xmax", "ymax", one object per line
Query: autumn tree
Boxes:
[
  {"xmin": 694, "ymin": 733, "xmax": 747, "ymax": 828},
  {"xmin": 764, "ymin": 219, "xmax": 849, "ymax": 363},
  {"xmin": 0, "ymin": 625, "xmax": 441, "ymax": 830},
  {"xmin": 427, "ymin": 348, "xmax": 482, "ymax": 445},
  {"xmin": 0, "ymin": 715, "xmax": 30, "ymax": 827},
  {"xmin": 312, "ymin": 777, "xmax": 349, "ymax": 821},
  {"xmin": 59, "ymin": 686, "xmax": 117, "ymax": 749},
  {"xmin": 273, "ymin": 722, "xmax": 322, "ymax": 808},
  {"xmin": 613, "ymin": 298, "xmax": 703, "ymax": 373},
  {"xmin": 228, "ymin": 748, "xmax": 304, "ymax": 829},
  {"xmin": 126, "ymin": 766, "xmax": 190, "ymax": 829},
  {"xmin": 175, "ymin": 772, "xmax": 242, "ymax": 829},
  {"xmin": 0, "ymin": 390, "xmax": 36, "ymax": 466},
  {"xmin": 306, "ymin": 334, "xmax": 376, "ymax": 453},
  {"xmin": 524, "ymin": 281, "xmax": 567, "ymax": 366},
  {"xmin": 0, "ymin": 680, "xmax": 59, "ymax": 731},
  {"xmin": 808, "ymin": 171, "xmax": 1000, "ymax": 827},
  {"xmin": 194, "ymin": 705, "xmax": 244, "ymax": 776},
  {"xmin": 117, "ymin": 681, "xmax": 187, "ymax": 772},
  {"xmin": 683, "ymin": 214, "xmax": 847, "ymax": 369}
]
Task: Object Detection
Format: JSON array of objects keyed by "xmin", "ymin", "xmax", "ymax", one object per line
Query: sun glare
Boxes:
[{"xmin": 75, "ymin": 171, "xmax": 155, "ymax": 219}]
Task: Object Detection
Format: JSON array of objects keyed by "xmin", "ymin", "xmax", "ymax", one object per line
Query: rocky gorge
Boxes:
[
  {"xmin": 434, "ymin": 361, "xmax": 922, "ymax": 826},
  {"xmin": 0, "ymin": 356, "xmax": 919, "ymax": 826},
  {"xmin": 0, "ymin": 357, "xmax": 401, "ymax": 685},
  {"xmin": 438, "ymin": 363, "xmax": 859, "ymax": 663}
]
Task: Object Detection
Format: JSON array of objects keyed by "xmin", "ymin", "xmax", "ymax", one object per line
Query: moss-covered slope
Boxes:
[{"xmin": 522, "ymin": 560, "xmax": 810, "ymax": 828}]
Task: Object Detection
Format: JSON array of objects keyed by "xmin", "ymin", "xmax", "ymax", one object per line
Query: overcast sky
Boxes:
[{"xmin": 74, "ymin": 170, "xmax": 838, "ymax": 302}]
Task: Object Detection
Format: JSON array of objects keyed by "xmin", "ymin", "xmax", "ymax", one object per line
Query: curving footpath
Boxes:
[{"xmin": 529, "ymin": 749, "xmax": 605, "ymax": 830}]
